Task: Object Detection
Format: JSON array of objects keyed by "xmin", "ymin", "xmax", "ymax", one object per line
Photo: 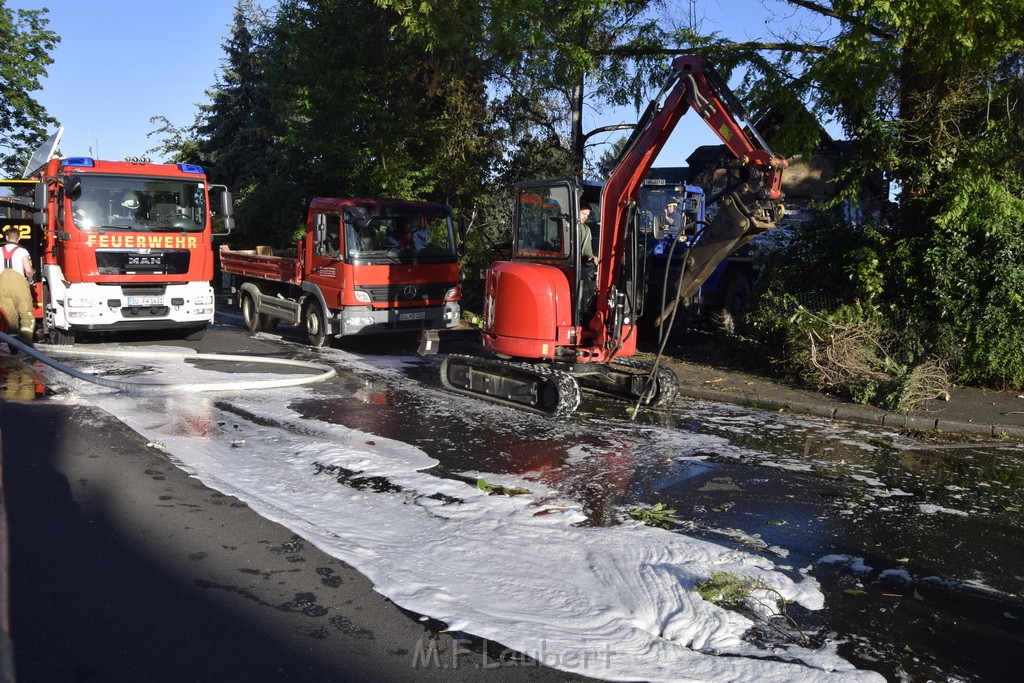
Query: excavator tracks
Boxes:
[
  {"xmin": 608, "ymin": 357, "xmax": 680, "ymax": 408},
  {"xmin": 439, "ymin": 354, "xmax": 679, "ymax": 418},
  {"xmin": 440, "ymin": 354, "xmax": 582, "ymax": 418},
  {"xmin": 571, "ymin": 358, "xmax": 679, "ymax": 409}
]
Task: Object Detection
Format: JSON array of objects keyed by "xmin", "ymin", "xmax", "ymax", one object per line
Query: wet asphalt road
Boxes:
[
  {"xmin": 3, "ymin": 315, "xmax": 1024, "ymax": 682},
  {"xmin": 290, "ymin": 347, "xmax": 1024, "ymax": 683},
  {"xmin": 0, "ymin": 329, "xmax": 587, "ymax": 683}
]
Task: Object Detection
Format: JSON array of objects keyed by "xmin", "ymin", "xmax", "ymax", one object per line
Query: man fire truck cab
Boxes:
[
  {"xmin": 19, "ymin": 130, "xmax": 233, "ymax": 345},
  {"xmin": 441, "ymin": 55, "xmax": 786, "ymax": 417}
]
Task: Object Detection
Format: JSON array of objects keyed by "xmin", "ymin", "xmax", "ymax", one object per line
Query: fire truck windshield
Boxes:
[{"xmin": 68, "ymin": 174, "xmax": 206, "ymax": 232}]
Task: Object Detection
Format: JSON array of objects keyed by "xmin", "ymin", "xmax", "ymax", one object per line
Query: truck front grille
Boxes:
[
  {"xmin": 361, "ymin": 282, "xmax": 455, "ymax": 304},
  {"xmin": 95, "ymin": 249, "xmax": 191, "ymax": 275}
]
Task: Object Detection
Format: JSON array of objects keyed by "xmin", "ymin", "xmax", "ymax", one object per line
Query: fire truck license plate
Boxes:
[
  {"xmin": 127, "ymin": 296, "xmax": 163, "ymax": 306},
  {"xmin": 399, "ymin": 311, "xmax": 426, "ymax": 321}
]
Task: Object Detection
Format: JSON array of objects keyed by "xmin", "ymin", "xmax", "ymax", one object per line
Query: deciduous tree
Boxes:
[
  {"xmin": 0, "ymin": 2, "xmax": 58, "ymax": 175},
  {"xmin": 375, "ymin": 0, "xmax": 671, "ymax": 177},
  {"xmin": 736, "ymin": 1, "xmax": 1024, "ymax": 386}
]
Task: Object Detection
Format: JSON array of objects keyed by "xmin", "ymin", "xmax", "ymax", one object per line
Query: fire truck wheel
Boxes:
[
  {"xmin": 42, "ymin": 286, "xmax": 76, "ymax": 346},
  {"xmin": 47, "ymin": 326, "xmax": 75, "ymax": 346},
  {"xmin": 304, "ymin": 302, "xmax": 329, "ymax": 347},
  {"xmin": 241, "ymin": 292, "xmax": 260, "ymax": 332}
]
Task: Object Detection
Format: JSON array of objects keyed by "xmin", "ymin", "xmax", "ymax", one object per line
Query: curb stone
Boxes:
[{"xmin": 671, "ymin": 375, "xmax": 1024, "ymax": 442}]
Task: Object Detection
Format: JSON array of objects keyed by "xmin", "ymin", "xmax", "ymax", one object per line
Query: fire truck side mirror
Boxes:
[
  {"xmin": 312, "ymin": 213, "xmax": 327, "ymax": 254},
  {"xmin": 210, "ymin": 184, "xmax": 234, "ymax": 235},
  {"xmin": 32, "ymin": 181, "xmax": 47, "ymax": 227},
  {"xmin": 67, "ymin": 178, "xmax": 83, "ymax": 200}
]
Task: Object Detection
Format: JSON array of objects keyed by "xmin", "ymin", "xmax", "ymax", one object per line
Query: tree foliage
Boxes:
[
  {"xmin": 191, "ymin": 0, "xmax": 284, "ymax": 245},
  {"xmin": 159, "ymin": 0, "xmax": 1024, "ymax": 388},
  {"xmin": 0, "ymin": 2, "xmax": 58, "ymax": 175},
  {"xmin": 375, "ymin": 0, "xmax": 672, "ymax": 176},
  {"xmin": 708, "ymin": 1, "xmax": 1024, "ymax": 388},
  {"xmin": 196, "ymin": 0, "xmax": 276, "ymax": 194},
  {"xmin": 185, "ymin": 0, "xmax": 495, "ymax": 247}
]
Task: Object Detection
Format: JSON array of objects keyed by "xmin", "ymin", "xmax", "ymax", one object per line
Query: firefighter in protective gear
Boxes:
[{"xmin": 0, "ymin": 226, "xmax": 36, "ymax": 347}]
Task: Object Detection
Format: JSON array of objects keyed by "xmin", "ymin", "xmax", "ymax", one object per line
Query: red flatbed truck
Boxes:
[{"xmin": 220, "ymin": 197, "xmax": 463, "ymax": 346}]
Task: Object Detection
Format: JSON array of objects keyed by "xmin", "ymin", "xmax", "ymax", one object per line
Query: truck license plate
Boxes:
[
  {"xmin": 127, "ymin": 296, "xmax": 163, "ymax": 306},
  {"xmin": 399, "ymin": 311, "xmax": 426, "ymax": 321}
]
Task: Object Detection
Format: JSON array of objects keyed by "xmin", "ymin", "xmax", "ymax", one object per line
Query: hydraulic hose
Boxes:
[
  {"xmin": 0, "ymin": 330, "xmax": 337, "ymax": 394},
  {"xmin": 630, "ymin": 223, "xmax": 705, "ymax": 421}
]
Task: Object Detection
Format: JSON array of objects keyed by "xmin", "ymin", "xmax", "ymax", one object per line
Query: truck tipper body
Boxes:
[{"xmin": 220, "ymin": 198, "xmax": 462, "ymax": 346}]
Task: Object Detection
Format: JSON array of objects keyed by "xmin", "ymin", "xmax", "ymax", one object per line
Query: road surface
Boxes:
[{"xmin": 2, "ymin": 317, "xmax": 1022, "ymax": 682}]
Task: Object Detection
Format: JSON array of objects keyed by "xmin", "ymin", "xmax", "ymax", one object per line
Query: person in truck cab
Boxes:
[
  {"xmin": 662, "ymin": 198, "xmax": 681, "ymax": 229},
  {"xmin": 0, "ymin": 226, "xmax": 35, "ymax": 349},
  {"xmin": 115, "ymin": 191, "xmax": 149, "ymax": 223},
  {"xmin": 71, "ymin": 188, "xmax": 108, "ymax": 228},
  {"xmin": 395, "ymin": 220, "xmax": 428, "ymax": 251}
]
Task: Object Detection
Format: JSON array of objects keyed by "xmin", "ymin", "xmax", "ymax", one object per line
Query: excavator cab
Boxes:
[
  {"xmin": 507, "ymin": 179, "xmax": 605, "ymax": 328},
  {"xmin": 512, "ymin": 182, "xmax": 572, "ymax": 259}
]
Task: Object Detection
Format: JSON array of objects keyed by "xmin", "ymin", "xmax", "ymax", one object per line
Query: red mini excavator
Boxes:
[{"xmin": 442, "ymin": 55, "xmax": 787, "ymax": 417}]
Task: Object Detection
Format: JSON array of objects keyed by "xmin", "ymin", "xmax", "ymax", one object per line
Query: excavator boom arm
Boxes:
[{"xmin": 593, "ymin": 55, "xmax": 786, "ymax": 355}]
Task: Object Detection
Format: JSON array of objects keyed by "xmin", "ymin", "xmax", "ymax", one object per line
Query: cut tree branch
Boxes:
[
  {"xmin": 601, "ymin": 41, "xmax": 832, "ymax": 57},
  {"xmin": 783, "ymin": 0, "xmax": 896, "ymax": 41}
]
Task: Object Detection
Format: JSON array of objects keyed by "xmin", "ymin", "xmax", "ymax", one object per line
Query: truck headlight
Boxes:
[
  {"xmin": 67, "ymin": 297, "xmax": 93, "ymax": 308},
  {"xmin": 344, "ymin": 316, "xmax": 375, "ymax": 328},
  {"xmin": 195, "ymin": 295, "xmax": 214, "ymax": 305},
  {"xmin": 354, "ymin": 290, "xmax": 371, "ymax": 303},
  {"xmin": 444, "ymin": 286, "xmax": 460, "ymax": 300}
]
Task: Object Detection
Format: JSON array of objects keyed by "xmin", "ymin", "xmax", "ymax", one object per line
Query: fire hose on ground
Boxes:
[{"xmin": 0, "ymin": 316, "xmax": 337, "ymax": 394}]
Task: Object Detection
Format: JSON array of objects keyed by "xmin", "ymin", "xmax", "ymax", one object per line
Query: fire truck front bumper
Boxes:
[{"xmin": 54, "ymin": 282, "xmax": 216, "ymax": 331}]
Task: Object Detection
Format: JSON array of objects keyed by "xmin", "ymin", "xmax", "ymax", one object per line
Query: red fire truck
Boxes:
[{"xmin": 15, "ymin": 131, "xmax": 233, "ymax": 344}]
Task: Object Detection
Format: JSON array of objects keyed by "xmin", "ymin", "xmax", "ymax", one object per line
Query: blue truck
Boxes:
[{"xmin": 639, "ymin": 170, "xmax": 756, "ymax": 337}]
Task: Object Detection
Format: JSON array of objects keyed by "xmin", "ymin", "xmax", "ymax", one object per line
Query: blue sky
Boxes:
[
  {"xmin": 10, "ymin": 1, "xmax": 826, "ymax": 172},
  {"xmin": 10, "ymin": 0, "xmax": 246, "ymax": 162}
]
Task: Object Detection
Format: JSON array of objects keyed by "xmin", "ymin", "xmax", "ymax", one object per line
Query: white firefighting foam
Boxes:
[{"xmin": 37, "ymin": 344, "xmax": 882, "ymax": 683}]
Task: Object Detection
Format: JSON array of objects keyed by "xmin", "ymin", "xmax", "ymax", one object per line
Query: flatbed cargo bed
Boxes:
[{"xmin": 220, "ymin": 247, "xmax": 301, "ymax": 285}]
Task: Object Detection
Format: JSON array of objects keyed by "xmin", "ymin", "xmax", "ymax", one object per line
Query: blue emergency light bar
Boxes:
[
  {"xmin": 62, "ymin": 157, "xmax": 95, "ymax": 168},
  {"xmin": 177, "ymin": 163, "xmax": 205, "ymax": 174}
]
